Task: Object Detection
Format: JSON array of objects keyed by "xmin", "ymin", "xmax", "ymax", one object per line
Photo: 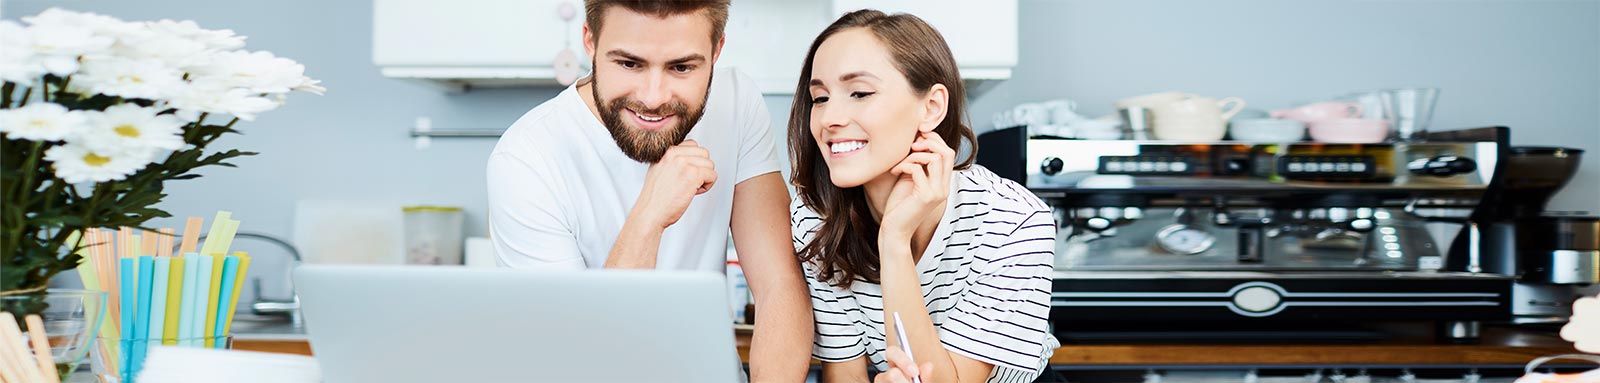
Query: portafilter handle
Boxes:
[{"xmin": 1237, "ymin": 221, "xmax": 1268, "ymax": 263}]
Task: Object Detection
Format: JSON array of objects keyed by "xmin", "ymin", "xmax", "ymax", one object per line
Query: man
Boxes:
[{"xmin": 486, "ymin": 1, "xmax": 813, "ymax": 381}]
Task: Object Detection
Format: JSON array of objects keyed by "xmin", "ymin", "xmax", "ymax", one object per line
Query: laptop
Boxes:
[{"xmin": 294, "ymin": 265, "xmax": 739, "ymax": 383}]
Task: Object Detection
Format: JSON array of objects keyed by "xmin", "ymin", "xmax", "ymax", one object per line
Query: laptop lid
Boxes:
[{"xmin": 294, "ymin": 265, "xmax": 738, "ymax": 383}]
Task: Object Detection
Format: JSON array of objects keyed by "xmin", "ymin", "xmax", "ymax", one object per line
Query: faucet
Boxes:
[{"xmin": 179, "ymin": 231, "xmax": 304, "ymax": 327}]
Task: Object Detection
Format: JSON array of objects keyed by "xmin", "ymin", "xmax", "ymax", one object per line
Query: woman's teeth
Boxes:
[
  {"xmin": 633, "ymin": 110, "xmax": 666, "ymax": 122},
  {"xmin": 830, "ymin": 141, "xmax": 866, "ymax": 154}
]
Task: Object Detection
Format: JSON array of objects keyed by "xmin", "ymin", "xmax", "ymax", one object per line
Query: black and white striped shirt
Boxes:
[{"xmin": 792, "ymin": 165, "xmax": 1060, "ymax": 383}]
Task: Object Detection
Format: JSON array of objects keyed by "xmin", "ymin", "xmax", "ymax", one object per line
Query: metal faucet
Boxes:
[{"xmin": 179, "ymin": 231, "xmax": 304, "ymax": 327}]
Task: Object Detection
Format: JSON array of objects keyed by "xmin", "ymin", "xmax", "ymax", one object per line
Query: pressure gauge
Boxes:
[{"xmin": 1156, "ymin": 224, "xmax": 1215, "ymax": 255}]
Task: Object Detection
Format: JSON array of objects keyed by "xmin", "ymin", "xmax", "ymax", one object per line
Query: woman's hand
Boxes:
[
  {"xmin": 874, "ymin": 346, "xmax": 935, "ymax": 383},
  {"xmin": 879, "ymin": 131, "xmax": 956, "ymax": 242}
]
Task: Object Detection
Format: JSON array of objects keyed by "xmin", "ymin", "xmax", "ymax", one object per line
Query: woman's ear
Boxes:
[{"xmin": 918, "ymin": 84, "xmax": 949, "ymax": 133}]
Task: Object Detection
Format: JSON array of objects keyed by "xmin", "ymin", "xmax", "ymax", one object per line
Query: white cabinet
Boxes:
[
  {"xmin": 371, "ymin": 0, "xmax": 1016, "ymax": 94},
  {"xmin": 372, "ymin": 0, "xmax": 585, "ymax": 91},
  {"xmin": 830, "ymin": 0, "xmax": 1018, "ymax": 81}
]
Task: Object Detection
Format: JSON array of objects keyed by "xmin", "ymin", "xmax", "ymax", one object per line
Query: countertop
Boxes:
[{"xmin": 228, "ymin": 318, "xmax": 1581, "ymax": 367}]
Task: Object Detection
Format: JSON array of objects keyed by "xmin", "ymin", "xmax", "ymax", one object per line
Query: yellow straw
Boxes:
[
  {"xmin": 223, "ymin": 251, "xmax": 253, "ymax": 338},
  {"xmin": 163, "ymin": 255, "xmax": 185, "ymax": 345}
]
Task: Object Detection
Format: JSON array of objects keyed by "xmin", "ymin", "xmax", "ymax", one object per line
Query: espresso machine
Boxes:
[
  {"xmin": 1470, "ymin": 146, "xmax": 1597, "ymax": 324},
  {"xmin": 978, "ymin": 126, "xmax": 1513, "ymax": 342}
]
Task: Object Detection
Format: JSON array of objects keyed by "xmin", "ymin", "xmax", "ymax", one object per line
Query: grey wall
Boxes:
[
  {"xmin": 967, "ymin": 0, "xmax": 1600, "ymax": 213},
  {"xmin": 8, "ymin": 0, "xmax": 1598, "ymax": 296}
]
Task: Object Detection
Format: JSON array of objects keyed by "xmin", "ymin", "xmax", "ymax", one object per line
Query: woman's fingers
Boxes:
[
  {"xmin": 923, "ymin": 131, "xmax": 956, "ymax": 168},
  {"xmin": 883, "ymin": 347, "xmax": 920, "ymax": 381},
  {"xmin": 903, "ymin": 152, "xmax": 939, "ymax": 166},
  {"xmin": 907, "ymin": 158, "xmax": 931, "ymax": 197}
]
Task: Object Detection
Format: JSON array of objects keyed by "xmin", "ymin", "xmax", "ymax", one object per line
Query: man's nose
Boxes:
[{"xmin": 635, "ymin": 70, "xmax": 669, "ymax": 110}]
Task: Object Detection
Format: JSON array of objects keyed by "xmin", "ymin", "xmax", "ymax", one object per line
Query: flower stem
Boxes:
[
  {"xmin": 183, "ymin": 113, "xmax": 209, "ymax": 143},
  {"xmin": 2, "ymin": 82, "xmax": 13, "ymax": 108},
  {"xmin": 16, "ymin": 87, "xmax": 31, "ymax": 107},
  {"xmin": 14, "ymin": 141, "xmax": 44, "ymax": 205}
]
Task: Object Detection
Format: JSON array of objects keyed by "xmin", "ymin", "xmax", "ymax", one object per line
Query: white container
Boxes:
[
  {"xmin": 402, "ymin": 206, "xmax": 464, "ymax": 265},
  {"xmin": 1230, "ymin": 119, "xmax": 1306, "ymax": 142}
]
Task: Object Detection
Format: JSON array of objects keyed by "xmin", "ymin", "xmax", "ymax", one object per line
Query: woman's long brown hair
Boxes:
[{"xmin": 788, "ymin": 9, "xmax": 977, "ymax": 288}]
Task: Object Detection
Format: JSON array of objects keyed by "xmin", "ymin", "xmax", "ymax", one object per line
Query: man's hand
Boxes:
[
  {"xmin": 630, "ymin": 139, "xmax": 718, "ymax": 229},
  {"xmin": 607, "ymin": 140, "xmax": 716, "ymax": 269}
]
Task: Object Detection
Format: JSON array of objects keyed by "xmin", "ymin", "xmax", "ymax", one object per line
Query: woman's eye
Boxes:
[
  {"xmin": 850, "ymin": 91, "xmax": 874, "ymax": 99},
  {"xmin": 811, "ymin": 96, "xmax": 830, "ymax": 104}
]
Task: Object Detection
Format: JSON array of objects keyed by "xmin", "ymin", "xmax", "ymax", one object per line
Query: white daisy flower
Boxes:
[
  {"xmin": 18, "ymin": 11, "xmax": 117, "ymax": 76},
  {"xmin": 0, "ymin": 21, "xmax": 47, "ymax": 85},
  {"xmin": 188, "ymin": 50, "xmax": 311, "ymax": 94},
  {"xmin": 0, "ymin": 102, "xmax": 88, "ymax": 142},
  {"xmin": 292, "ymin": 77, "xmax": 326, "ymax": 95},
  {"xmin": 145, "ymin": 19, "xmax": 244, "ymax": 52},
  {"xmin": 164, "ymin": 80, "xmax": 278, "ymax": 121},
  {"xmin": 74, "ymin": 57, "xmax": 185, "ymax": 100},
  {"xmin": 78, "ymin": 103, "xmax": 186, "ymax": 154},
  {"xmin": 23, "ymin": 8, "xmax": 138, "ymax": 39},
  {"xmin": 44, "ymin": 142, "xmax": 153, "ymax": 183},
  {"xmin": 111, "ymin": 27, "xmax": 212, "ymax": 70}
]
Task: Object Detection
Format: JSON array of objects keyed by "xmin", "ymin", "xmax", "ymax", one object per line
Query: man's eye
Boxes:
[
  {"xmin": 616, "ymin": 60, "xmax": 640, "ymax": 69},
  {"xmin": 672, "ymin": 64, "xmax": 694, "ymax": 73},
  {"xmin": 810, "ymin": 96, "xmax": 830, "ymax": 104},
  {"xmin": 850, "ymin": 91, "xmax": 874, "ymax": 99}
]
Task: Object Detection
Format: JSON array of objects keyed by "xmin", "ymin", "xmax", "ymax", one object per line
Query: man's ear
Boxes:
[
  {"xmin": 582, "ymin": 23, "xmax": 597, "ymax": 61},
  {"xmin": 711, "ymin": 36, "xmax": 726, "ymax": 65},
  {"xmin": 918, "ymin": 84, "xmax": 949, "ymax": 133}
]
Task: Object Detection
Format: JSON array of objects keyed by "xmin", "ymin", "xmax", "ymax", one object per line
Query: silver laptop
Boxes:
[{"xmin": 294, "ymin": 265, "xmax": 739, "ymax": 383}]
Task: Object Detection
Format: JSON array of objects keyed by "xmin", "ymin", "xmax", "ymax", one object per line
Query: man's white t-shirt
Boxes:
[{"xmin": 487, "ymin": 67, "xmax": 780, "ymax": 272}]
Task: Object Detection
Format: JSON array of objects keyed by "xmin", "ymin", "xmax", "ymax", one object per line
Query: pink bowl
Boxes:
[{"xmin": 1309, "ymin": 118, "xmax": 1389, "ymax": 143}]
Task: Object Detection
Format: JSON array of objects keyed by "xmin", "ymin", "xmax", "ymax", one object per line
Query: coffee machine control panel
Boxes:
[
  {"xmin": 1095, "ymin": 155, "xmax": 1196, "ymax": 176},
  {"xmin": 1279, "ymin": 155, "xmax": 1377, "ymax": 179}
]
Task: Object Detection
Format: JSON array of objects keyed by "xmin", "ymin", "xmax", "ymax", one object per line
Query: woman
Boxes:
[{"xmin": 788, "ymin": 9, "xmax": 1059, "ymax": 383}]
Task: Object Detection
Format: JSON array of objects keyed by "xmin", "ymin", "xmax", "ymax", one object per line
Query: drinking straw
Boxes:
[
  {"xmin": 222, "ymin": 251, "xmax": 253, "ymax": 339},
  {"xmin": 95, "ymin": 230, "xmax": 119, "ymax": 333},
  {"xmin": 141, "ymin": 229, "xmax": 158, "ymax": 256},
  {"xmin": 163, "ymin": 255, "xmax": 185, "ymax": 346},
  {"xmin": 204, "ymin": 253, "xmax": 226, "ymax": 348},
  {"xmin": 192, "ymin": 255, "xmax": 215, "ymax": 347},
  {"xmin": 119, "ymin": 257, "xmax": 136, "ymax": 382},
  {"xmin": 178, "ymin": 254, "xmax": 201, "ymax": 348},
  {"xmin": 213, "ymin": 256, "xmax": 240, "ymax": 348},
  {"xmin": 157, "ymin": 228, "xmax": 175, "ymax": 258},
  {"xmin": 197, "ymin": 212, "xmax": 233, "ymax": 259},
  {"xmin": 179, "ymin": 217, "xmax": 204, "ymax": 255},
  {"xmin": 149, "ymin": 257, "xmax": 171, "ymax": 351},
  {"xmin": 118, "ymin": 227, "xmax": 132, "ymax": 258},
  {"xmin": 25, "ymin": 314, "xmax": 62, "ymax": 383},
  {"xmin": 0, "ymin": 312, "xmax": 45, "ymax": 383},
  {"xmin": 130, "ymin": 255, "xmax": 156, "ymax": 380},
  {"xmin": 78, "ymin": 229, "xmax": 120, "ymax": 376}
]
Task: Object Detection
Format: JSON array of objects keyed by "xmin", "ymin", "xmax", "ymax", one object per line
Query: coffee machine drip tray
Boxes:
[{"xmin": 1049, "ymin": 271, "xmax": 1511, "ymax": 333}]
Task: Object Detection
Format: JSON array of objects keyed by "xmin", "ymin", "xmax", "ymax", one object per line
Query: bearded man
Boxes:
[{"xmin": 485, "ymin": 1, "xmax": 813, "ymax": 381}]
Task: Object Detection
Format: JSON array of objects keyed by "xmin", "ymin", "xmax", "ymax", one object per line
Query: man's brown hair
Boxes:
[{"xmin": 584, "ymin": 0, "xmax": 731, "ymax": 45}]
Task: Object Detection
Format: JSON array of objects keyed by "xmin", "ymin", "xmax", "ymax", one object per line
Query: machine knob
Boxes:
[
  {"xmin": 1407, "ymin": 156, "xmax": 1477, "ymax": 177},
  {"xmin": 1347, "ymin": 218, "xmax": 1375, "ymax": 233},
  {"xmin": 1084, "ymin": 217, "xmax": 1114, "ymax": 231},
  {"xmin": 1041, "ymin": 157, "xmax": 1065, "ymax": 175}
]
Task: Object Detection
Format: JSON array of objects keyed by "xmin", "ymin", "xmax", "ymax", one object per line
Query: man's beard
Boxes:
[{"xmin": 591, "ymin": 71, "xmax": 712, "ymax": 163}]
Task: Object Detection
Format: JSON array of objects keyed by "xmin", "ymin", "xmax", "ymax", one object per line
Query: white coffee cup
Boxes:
[{"xmin": 1150, "ymin": 97, "xmax": 1246, "ymax": 141}]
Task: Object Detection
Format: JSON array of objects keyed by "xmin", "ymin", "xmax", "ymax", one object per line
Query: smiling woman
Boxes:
[{"xmin": 787, "ymin": 9, "xmax": 1059, "ymax": 383}]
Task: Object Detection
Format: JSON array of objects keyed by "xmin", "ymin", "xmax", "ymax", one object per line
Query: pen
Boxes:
[{"xmin": 892, "ymin": 312, "xmax": 922, "ymax": 383}]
